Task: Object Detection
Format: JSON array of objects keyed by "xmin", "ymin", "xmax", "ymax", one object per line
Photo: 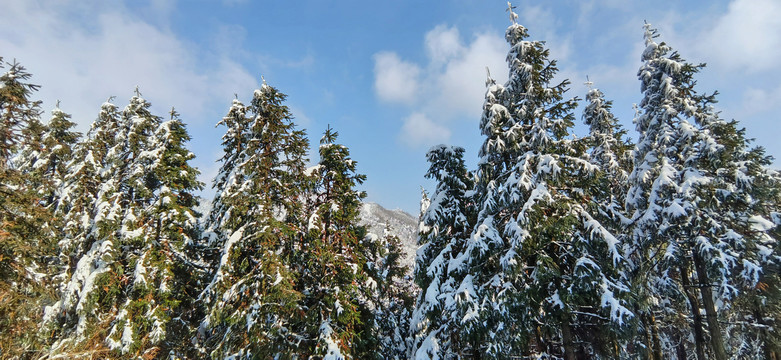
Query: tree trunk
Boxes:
[
  {"xmin": 675, "ymin": 334, "xmax": 687, "ymax": 360},
  {"xmin": 561, "ymin": 320, "xmax": 576, "ymax": 360},
  {"xmin": 754, "ymin": 296, "xmax": 779, "ymax": 360},
  {"xmin": 642, "ymin": 311, "xmax": 663, "ymax": 360},
  {"xmin": 693, "ymin": 251, "xmax": 728, "ymax": 360},
  {"xmin": 681, "ymin": 261, "xmax": 707, "ymax": 360},
  {"xmin": 649, "ymin": 313, "xmax": 663, "ymax": 360}
]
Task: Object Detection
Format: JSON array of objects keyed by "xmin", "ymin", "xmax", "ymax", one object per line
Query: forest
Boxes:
[{"xmin": 1, "ymin": 5, "xmax": 779, "ymax": 360}]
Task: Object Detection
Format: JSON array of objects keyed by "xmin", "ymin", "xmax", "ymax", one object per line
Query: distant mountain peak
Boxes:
[{"xmin": 359, "ymin": 202, "xmax": 418, "ymax": 273}]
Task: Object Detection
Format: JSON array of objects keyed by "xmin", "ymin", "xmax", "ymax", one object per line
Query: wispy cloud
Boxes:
[
  {"xmin": 373, "ymin": 52, "xmax": 422, "ymax": 105},
  {"xmin": 373, "ymin": 25, "xmax": 506, "ymax": 148},
  {"xmin": 400, "ymin": 112, "xmax": 451, "ymax": 147},
  {"xmin": 0, "ymin": 0, "xmax": 257, "ymax": 132},
  {"xmin": 693, "ymin": 0, "xmax": 781, "ymax": 73}
]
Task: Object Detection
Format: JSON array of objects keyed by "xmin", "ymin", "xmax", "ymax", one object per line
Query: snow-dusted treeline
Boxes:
[
  {"xmin": 0, "ymin": 61, "xmax": 414, "ymax": 358},
  {"xmin": 409, "ymin": 6, "xmax": 779, "ymax": 360},
  {"xmin": 1, "ymin": 3, "xmax": 780, "ymax": 359}
]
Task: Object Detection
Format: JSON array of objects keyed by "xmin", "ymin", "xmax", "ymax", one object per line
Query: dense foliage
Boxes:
[{"xmin": 0, "ymin": 4, "xmax": 778, "ymax": 359}]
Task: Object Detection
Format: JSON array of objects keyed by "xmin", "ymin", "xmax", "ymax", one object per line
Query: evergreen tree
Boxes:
[
  {"xmin": 410, "ymin": 144, "xmax": 475, "ymax": 359},
  {"xmin": 0, "ymin": 57, "xmax": 53, "ymax": 359},
  {"xmin": 582, "ymin": 85, "xmax": 632, "ymax": 224},
  {"xmin": 14, "ymin": 104, "xmax": 81, "ymax": 275},
  {"xmin": 625, "ymin": 24, "xmax": 778, "ymax": 360},
  {"xmin": 39, "ymin": 105, "xmax": 81, "ymax": 208},
  {"xmin": 43, "ymin": 100, "xmax": 122, "ymax": 343},
  {"xmin": 452, "ymin": 7, "xmax": 632, "ymax": 358},
  {"xmin": 295, "ymin": 126, "xmax": 369, "ymax": 358},
  {"xmin": 199, "ymin": 80, "xmax": 309, "ymax": 358},
  {"xmin": 363, "ymin": 228, "xmax": 415, "ymax": 360},
  {"xmin": 43, "ymin": 93, "xmax": 203, "ymax": 357},
  {"xmin": 123, "ymin": 108, "xmax": 204, "ymax": 357},
  {"xmin": 580, "ymin": 85, "xmax": 637, "ymax": 356},
  {"xmin": 13, "ymin": 110, "xmax": 48, "ymax": 190}
]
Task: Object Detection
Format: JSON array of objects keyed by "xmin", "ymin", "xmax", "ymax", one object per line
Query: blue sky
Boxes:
[{"xmin": 2, "ymin": 0, "xmax": 780, "ymax": 215}]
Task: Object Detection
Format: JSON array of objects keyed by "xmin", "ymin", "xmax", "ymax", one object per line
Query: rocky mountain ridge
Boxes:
[{"xmin": 358, "ymin": 202, "xmax": 419, "ymax": 273}]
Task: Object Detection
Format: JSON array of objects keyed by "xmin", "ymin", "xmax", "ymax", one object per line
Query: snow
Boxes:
[
  {"xmin": 664, "ymin": 200, "xmax": 686, "ymax": 218},
  {"xmin": 272, "ymin": 270, "xmax": 283, "ymax": 286},
  {"xmin": 133, "ymin": 252, "xmax": 147, "ymax": 285},
  {"xmin": 582, "ymin": 212, "xmax": 622, "ymax": 265},
  {"xmin": 359, "ymin": 202, "xmax": 418, "ymax": 273},
  {"xmin": 202, "ymin": 226, "xmax": 245, "ymax": 298},
  {"xmin": 456, "ymin": 275, "xmax": 478, "ymax": 323},
  {"xmin": 318, "ymin": 320, "xmax": 345, "ymax": 360},
  {"xmin": 335, "ymin": 298, "xmax": 344, "ymax": 316},
  {"xmin": 749, "ymin": 215, "xmax": 774, "ymax": 232},
  {"xmin": 414, "ymin": 330, "xmax": 441, "ymax": 360},
  {"xmin": 106, "ymin": 307, "xmax": 135, "ymax": 353},
  {"xmin": 548, "ymin": 291, "xmax": 564, "ymax": 309}
]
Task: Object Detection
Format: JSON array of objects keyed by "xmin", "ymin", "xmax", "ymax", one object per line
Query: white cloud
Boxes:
[
  {"xmin": 695, "ymin": 0, "xmax": 781, "ymax": 72},
  {"xmin": 400, "ymin": 112, "xmax": 451, "ymax": 147},
  {"xmin": 432, "ymin": 32, "xmax": 507, "ymax": 120},
  {"xmin": 373, "ymin": 26, "xmax": 507, "ymax": 148},
  {"xmin": 0, "ymin": 0, "xmax": 256, "ymax": 132},
  {"xmin": 425, "ymin": 25, "xmax": 464, "ymax": 66},
  {"xmin": 373, "ymin": 52, "xmax": 421, "ymax": 105}
]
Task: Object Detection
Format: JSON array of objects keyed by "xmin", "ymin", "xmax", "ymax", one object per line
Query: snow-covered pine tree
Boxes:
[
  {"xmin": 582, "ymin": 85, "xmax": 632, "ymax": 223},
  {"xmin": 296, "ymin": 126, "xmax": 369, "ymax": 358},
  {"xmin": 732, "ymin": 171, "xmax": 781, "ymax": 358},
  {"xmin": 625, "ymin": 23, "xmax": 779, "ymax": 360},
  {"xmin": 13, "ymin": 105, "xmax": 81, "ymax": 275},
  {"xmin": 410, "ymin": 144, "xmax": 475, "ymax": 359},
  {"xmin": 0, "ymin": 57, "xmax": 54, "ymax": 358},
  {"xmin": 43, "ymin": 92, "xmax": 203, "ymax": 357},
  {"xmin": 573, "ymin": 85, "xmax": 638, "ymax": 357},
  {"xmin": 124, "ymin": 108, "xmax": 204, "ymax": 357},
  {"xmin": 363, "ymin": 228, "xmax": 415, "ymax": 360},
  {"xmin": 13, "ymin": 108, "xmax": 48, "ymax": 193},
  {"xmin": 38, "ymin": 105, "xmax": 81, "ymax": 208},
  {"xmin": 73, "ymin": 93, "xmax": 159, "ymax": 356},
  {"xmin": 716, "ymin": 121, "xmax": 781, "ymax": 359},
  {"xmin": 44, "ymin": 100, "xmax": 122, "ymax": 337},
  {"xmin": 624, "ymin": 23, "xmax": 716, "ymax": 359},
  {"xmin": 452, "ymin": 7, "xmax": 632, "ymax": 358},
  {"xmin": 199, "ymin": 80, "xmax": 309, "ymax": 358}
]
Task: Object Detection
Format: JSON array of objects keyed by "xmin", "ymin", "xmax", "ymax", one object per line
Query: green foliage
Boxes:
[{"xmin": 0, "ymin": 57, "xmax": 57, "ymax": 359}]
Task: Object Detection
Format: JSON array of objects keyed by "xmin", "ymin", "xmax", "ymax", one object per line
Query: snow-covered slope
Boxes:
[{"xmin": 358, "ymin": 202, "xmax": 418, "ymax": 273}]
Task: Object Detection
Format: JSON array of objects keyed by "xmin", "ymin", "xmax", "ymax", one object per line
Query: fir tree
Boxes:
[
  {"xmin": 0, "ymin": 57, "xmax": 53, "ymax": 359},
  {"xmin": 43, "ymin": 93, "xmax": 203, "ymax": 357},
  {"xmin": 295, "ymin": 126, "xmax": 369, "ymax": 358},
  {"xmin": 123, "ymin": 108, "xmax": 204, "ymax": 357},
  {"xmin": 410, "ymin": 144, "xmax": 475, "ymax": 359},
  {"xmin": 580, "ymin": 84, "xmax": 637, "ymax": 356},
  {"xmin": 453, "ymin": 7, "xmax": 632, "ymax": 358},
  {"xmin": 363, "ymin": 229, "xmax": 415, "ymax": 360},
  {"xmin": 13, "ymin": 110, "xmax": 48, "ymax": 190},
  {"xmin": 39, "ymin": 105, "xmax": 81, "ymax": 208},
  {"xmin": 582, "ymin": 84, "xmax": 632, "ymax": 224},
  {"xmin": 199, "ymin": 80, "xmax": 309, "ymax": 358},
  {"xmin": 44, "ymin": 100, "xmax": 122, "ymax": 339},
  {"xmin": 14, "ymin": 104, "xmax": 81, "ymax": 277},
  {"xmin": 625, "ymin": 24, "xmax": 779, "ymax": 360}
]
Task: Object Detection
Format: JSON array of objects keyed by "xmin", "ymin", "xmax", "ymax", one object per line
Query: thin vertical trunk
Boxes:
[
  {"xmin": 754, "ymin": 295, "xmax": 778, "ymax": 360},
  {"xmin": 675, "ymin": 335, "xmax": 687, "ymax": 360},
  {"xmin": 648, "ymin": 312, "xmax": 663, "ymax": 360},
  {"xmin": 680, "ymin": 261, "xmax": 707, "ymax": 360},
  {"xmin": 561, "ymin": 320, "xmax": 576, "ymax": 360},
  {"xmin": 693, "ymin": 251, "xmax": 728, "ymax": 360}
]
